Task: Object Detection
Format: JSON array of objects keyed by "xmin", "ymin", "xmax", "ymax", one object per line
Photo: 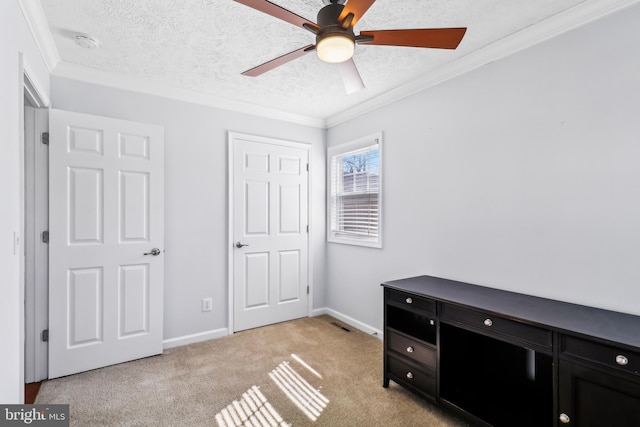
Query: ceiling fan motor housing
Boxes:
[{"xmin": 316, "ymin": 2, "xmax": 355, "ymax": 44}]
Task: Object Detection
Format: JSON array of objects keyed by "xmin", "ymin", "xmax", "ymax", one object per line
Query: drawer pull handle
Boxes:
[
  {"xmin": 406, "ymin": 346, "xmax": 414, "ymax": 353},
  {"xmin": 559, "ymin": 413, "xmax": 570, "ymax": 424},
  {"xmin": 406, "ymin": 372, "xmax": 414, "ymax": 379},
  {"xmin": 616, "ymin": 355, "xmax": 629, "ymax": 366},
  {"xmin": 405, "ymin": 297, "xmax": 413, "ymax": 304},
  {"xmin": 483, "ymin": 318, "xmax": 493, "ymax": 327}
]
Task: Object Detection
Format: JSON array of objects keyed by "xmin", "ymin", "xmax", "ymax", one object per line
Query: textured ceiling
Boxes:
[{"xmin": 39, "ymin": 0, "xmax": 589, "ymax": 122}]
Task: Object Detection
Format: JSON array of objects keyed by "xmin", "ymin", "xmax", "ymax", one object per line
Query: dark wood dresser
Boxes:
[{"xmin": 382, "ymin": 275, "xmax": 640, "ymax": 427}]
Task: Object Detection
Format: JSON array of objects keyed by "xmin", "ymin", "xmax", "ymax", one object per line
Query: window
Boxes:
[{"xmin": 328, "ymin": 133, "xmax": 382, "ymax": 248}]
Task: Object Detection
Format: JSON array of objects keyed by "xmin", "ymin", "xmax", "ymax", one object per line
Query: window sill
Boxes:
[{"xmin": 328, "ymin": 235, "xmax": 382, "ymax": 249}]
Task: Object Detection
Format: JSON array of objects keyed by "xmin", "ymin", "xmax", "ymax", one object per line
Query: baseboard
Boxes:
[
  {"xmin": 312, "ymin": 308, "xmax": 383, "ymax": 339},
  {"xmin": 162, "ymin": 311, "xmax": 381, "ymax": 349},
  {"xmin": 162, "ymin": 327, "xmax": 229, "ymax": 350}
]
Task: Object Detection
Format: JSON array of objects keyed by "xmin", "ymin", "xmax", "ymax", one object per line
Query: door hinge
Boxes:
[
  {"xmin": 306, "ymin": 163, "xmax": 309, "ymax": 172},
  {"xmin": 306, "ymin": 225, "xmax": 309, "ymax": 233},
  {"xmin": 41, "ymin": 329, "xmax": 49, "ymax": 342},
  {"xmin": 41, "ymin": 231, "xmax": 49, "ymax": 243},
  {"xmin": 41, "ymin": 132, "xmax": 49, "ymax": 145},
  {"xmin": 307, "ymin": 286, "xmax": 310, "ymax": 295}
]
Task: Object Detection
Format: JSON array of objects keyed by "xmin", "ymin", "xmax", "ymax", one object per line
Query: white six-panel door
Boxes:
[
  {"xmin": 48, "ymin": 109, "xmax": 164, "ymax": 378},
  {"xmin": 231, "ymin": 133, "xmax": 309, "ymax": 332}
]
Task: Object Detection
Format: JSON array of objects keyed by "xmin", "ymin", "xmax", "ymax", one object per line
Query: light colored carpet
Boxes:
[{"xmin": 36, "ymin": 315, "xmax": 468, "ymax": 426}]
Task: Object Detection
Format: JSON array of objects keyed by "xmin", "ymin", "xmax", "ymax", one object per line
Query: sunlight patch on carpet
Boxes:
[
  {"xmin": 291, "ymin": 353, "xmax": 323, "ymax": 379},
  {"xmin": 215, "ymin": 385, "xmax": 290, "ymax": 427},
  {"xmin": 269, "ymin": 361, "xmax": 329, "ymax": 421}
]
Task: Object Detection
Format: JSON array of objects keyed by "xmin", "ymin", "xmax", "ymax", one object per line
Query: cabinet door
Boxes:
[{"xmin": 559, "ymin": 360, "xmax": 640, "ymax": 427}]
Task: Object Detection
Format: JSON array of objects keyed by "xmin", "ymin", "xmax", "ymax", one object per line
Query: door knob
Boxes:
[
  {"xmin": 235, "ymin": 241, "xmax": 250, "ymax": 248},
  {"xmin": 144, "ymin": 248, "xmax": 161, "ymax": 256}
]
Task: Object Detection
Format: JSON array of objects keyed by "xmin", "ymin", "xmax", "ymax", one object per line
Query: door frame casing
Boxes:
[
  {"xmin": 227, "ymin": 132, "xmax": 313, "ymax": 334},
  {"xmin": 22, "ymin": 57, "xmax": 51, "ymax": 384},
  {"xmin": 23, "ymin": 104, "xmax": 49, "ymax": 383}
]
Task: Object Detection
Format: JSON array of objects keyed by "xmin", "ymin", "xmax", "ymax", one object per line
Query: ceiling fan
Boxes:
[{"xmin": 233, "ymin": 0, "xmax": 467, "ymax": 94}]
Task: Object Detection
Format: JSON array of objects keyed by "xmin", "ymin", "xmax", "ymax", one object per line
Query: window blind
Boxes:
[{"xmin": 330, "ymin": 143, "xmax": 380, "ymax": 238}]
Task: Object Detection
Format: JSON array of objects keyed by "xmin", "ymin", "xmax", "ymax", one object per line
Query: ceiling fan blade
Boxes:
[
  {"xmin": 359, "ymin": 28, "xmax": 467, "ymax": 49},
  {"xmin": 233, "ymin": 0, "xmax": 320, "ymax": 33},
  {"xmin": 337, "ymin": 59, "xmax": 364, "ymax": 95},
  {"xmin": 339, "ymin": 0, "xmax": 376, "ymax": 27},
  {"xmin": 242, "ymin": 45, "xmax": 315, "ymax": 77}
]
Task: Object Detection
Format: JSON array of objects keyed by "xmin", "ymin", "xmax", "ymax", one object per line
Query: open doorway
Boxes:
[{"xmin": 23, "ymin": 69, "xmax": 49, "ymax": 393}]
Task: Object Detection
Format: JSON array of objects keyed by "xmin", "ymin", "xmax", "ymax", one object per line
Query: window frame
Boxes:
[{"xmin": 327, "ymin": 132, "xmax": 382, "ymax": 248}]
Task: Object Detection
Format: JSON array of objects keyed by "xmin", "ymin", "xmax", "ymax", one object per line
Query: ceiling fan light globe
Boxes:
[{"xmin": 317, "ymin": 35, "xmax": 355, "ymax": 63}]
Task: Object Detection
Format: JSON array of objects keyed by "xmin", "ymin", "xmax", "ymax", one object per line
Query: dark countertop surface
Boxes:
[{"xmin": 383, "ymin": 275, "xmax": 640, "ymax": 349}]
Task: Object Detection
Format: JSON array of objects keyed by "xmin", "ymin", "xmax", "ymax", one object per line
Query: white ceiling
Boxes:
[{"xmin": 31, "ymin": 0, "xmax": 631, "ymax": 126}]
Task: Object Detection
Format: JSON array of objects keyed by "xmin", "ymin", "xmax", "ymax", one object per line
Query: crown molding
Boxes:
[
  {"xmin": 17, "ymin": 0, "xmax": 60, "ymax": 72},
  {"xmin": 325, "ymin": 0, "xmax": 640, "ymax": 128},
  {"xmin": 51, "ymin": 62, "xmax": 327, "ymax": 128}
]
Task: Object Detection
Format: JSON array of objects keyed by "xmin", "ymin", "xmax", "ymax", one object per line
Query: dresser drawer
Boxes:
[
  {"xmin": 441, "ymin": 304, "xmax": 552, "ymax": 349},
  {"xmin": 387, "ymin": 331, "xmax": 436, "ymax": 368},
  {"xmin": 388, "ymin": 355, "xmax": 435, "ymax": 396},
  {"xmin": 386, "ymin": 289, "xmax": 436, "ymax": 313},
  {"xmin": 561, "ymin": 336, "xmax": 640, "ymax": 376}
]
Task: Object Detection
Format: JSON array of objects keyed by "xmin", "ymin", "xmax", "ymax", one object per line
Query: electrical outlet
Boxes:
[{"xmin": 202, "ymin": 297, "xmax": 213, "ymax": 312}]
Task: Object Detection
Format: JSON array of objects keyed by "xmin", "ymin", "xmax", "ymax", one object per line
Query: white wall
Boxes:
[
  {"xmin": 326, "ymin": 4, "xmax": 640, "ymax": 331},
  {"xmin": 0, "ymin": 0, "xmax": 51, "ymax": 403},
  {"xmin": 50, "ymin": 78, "xmax": 326, "ymax": 342}
]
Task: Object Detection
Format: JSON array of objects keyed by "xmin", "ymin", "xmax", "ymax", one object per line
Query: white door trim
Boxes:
[
  {"xmin": 227, "ymin": 132, "xmax": 313, "ymax": 334},
  {"xmin": 23, "ymin": 105, "xmax": 49, "ymax": 383},
  {"xmin": 23, "ymin": 58, "xmax": 51, "ymax": 384},
  {"xmin": 23, "ymin": 57, "xmax": 50, "ymax": 109}
]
